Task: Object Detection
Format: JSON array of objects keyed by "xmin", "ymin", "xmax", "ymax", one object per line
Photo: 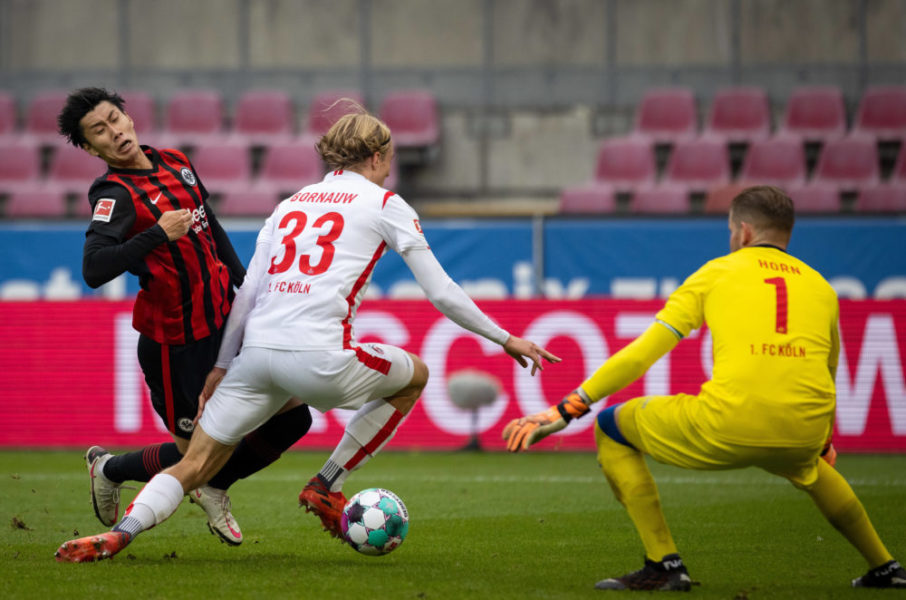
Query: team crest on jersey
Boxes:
[
  {"xmin": 178, "ymin": 418, "xmax": 195, "ymax": 433},
  {"xmin": 180, "ymin": 167, "xmax": 197, "ymax": 186},
  {"xmin": 92, "ymin": 198, "xmax": 116, "ymax": 222}
]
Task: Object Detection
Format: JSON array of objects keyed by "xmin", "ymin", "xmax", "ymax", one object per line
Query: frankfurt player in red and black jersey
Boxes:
[{"xmin": 56, "ymin": 87, "xmax": 313, "ymax": 545}]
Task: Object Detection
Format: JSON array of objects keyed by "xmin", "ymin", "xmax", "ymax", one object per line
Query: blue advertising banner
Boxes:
[{"xmin": 0, "ymin": 216, "xmax": 904, "ymax": 300}]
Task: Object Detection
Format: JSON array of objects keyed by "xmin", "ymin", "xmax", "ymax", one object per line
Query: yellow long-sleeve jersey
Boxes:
[{"xmin": 583, "ymin": 245, "xmax": 839, "ymax": 448}]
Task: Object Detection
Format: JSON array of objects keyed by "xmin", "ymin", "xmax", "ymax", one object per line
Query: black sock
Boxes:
[
  {"xmin": 207, "ymin": 403, "xmax": 312, "ymax": 490},
  {"xmin": 102, "ymin": 443, "xmax": 183, "ymax": 483}
]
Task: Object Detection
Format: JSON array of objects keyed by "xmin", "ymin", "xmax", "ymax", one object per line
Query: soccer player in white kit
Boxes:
[{"xmin": 55, "ymin": 108, "xmax": 561, "ymax": 562}]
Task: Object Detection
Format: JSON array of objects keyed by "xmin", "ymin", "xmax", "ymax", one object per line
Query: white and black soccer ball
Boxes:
[{"xmin": 341, "ymin": 488, "xmax": 409, "ymax": 556}]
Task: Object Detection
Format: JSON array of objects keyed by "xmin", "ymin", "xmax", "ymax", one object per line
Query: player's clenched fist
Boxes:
[
  {"xmin": 502, "ymin": 389, "xmax": 592, "ymax": 452},
  {"xmin": 158, "ymin": 208, "xmax": 194, "ymax": 241}
]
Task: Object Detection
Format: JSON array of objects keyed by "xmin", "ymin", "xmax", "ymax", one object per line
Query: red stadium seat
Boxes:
[
  {"xmin": 379, "ymin": 89, "xmax": 440, "ymax": 161},
  {"xmin": 119, "ymin": 90, "xmax": 156, "ymax": 135},
  {"xmin": 812, "ymin": 135, "xmax": 880, "ymax": 191},
  {"xmin": 558, "ymin": 182, "xmax": 617, "ymax": 214},
  {"xmin": 46, "ymin": 144, "xmax": 107, "ymax": 195},
  {"xmin": 217, "ymin": 187, "xmax": 280, "ymax": 217},
  {"xmin": 853, "ymin": 85, "xmax": 906, "ymax": 141},
  {"xmin": 0, "ymin": 91, "xmax": 17, "ymax": 137},
  {"xmin": 704, "ymin": 86, "xmax": 771, "ymax": 144},
  {"xmin": 255, "ymin": 136, "xmax": 325, "ymax": 197},
  {"xmin": 703, "ymin": 183, "xmax": 749, "ymax": 214},
  {"xmin": 233, "ymin": 89, "xmax": 295, "ymax": 145},
  {"xmin": 738, "ymin": 135, "xmax": 807, "ymax": 187},
  {"xmin": 163, "ymin": 89, "xmax": 226, "ymax": 147},
  {"xmin": 24, "ymin": 89, "xmax": 69, "ymax": 145},
  {"xmin": 785, "ymin": 182, "xmax": 841, "ymax": 213},
  {"xmin": 633, "ymin": 88, "xmax": 698, "ymax": 145},
  {"xmin": 190, "ymin": 141, "xmax": 252, "ymax": 196},
  {"xmin": 779, "ymin": 86, "xmax": 847, "ymax": 143},
  {"xmin": 854, "ymin": 183, "xmax": 906, "ymax": 213},
  {"xmin": 590, "ymin": 136, "xmax": 657, "ymax": 193},
  {"xmin": 0, "ymin": 140, "xmax": 42, "ymax": 194},
  {"xmin": 629, "ymin": 184, "xmax": 690, "ymax": 214},
  {"xmin": 306, "ymin": 90, "xmax": 366, "ymax": 137},
  {"xmin": 663, "ymin": 137, "xmax": 731, "ymax": 191},
  {"xmin": 5, "ymin": 188, "xmax": 68, "ymax": 218}
]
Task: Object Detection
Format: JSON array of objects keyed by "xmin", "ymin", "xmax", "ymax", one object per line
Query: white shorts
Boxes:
[{"xmin": 199, "ymin": 343, "xmax": 414, "ymax": 445}]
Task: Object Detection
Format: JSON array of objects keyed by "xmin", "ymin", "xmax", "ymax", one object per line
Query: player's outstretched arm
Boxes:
[
  {"xmin": 503, "ymin": 321, "xmax": 680, "ymax": 453},
  {"xmin": 503, "ymin": 335, "xmax": 561, "ymax": 375},
  {"xmin": 502, "ymin": 389, "xmax": 591, "ymax": 452}
]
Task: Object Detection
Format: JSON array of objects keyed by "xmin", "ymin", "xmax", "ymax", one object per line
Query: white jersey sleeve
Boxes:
[
  {"xmin": 378, "ymin": 194, "xmax": 430, "ymax": 254},
  {"xmin": 402, "ymin": 247, "xmax": 510, "ymax": 345},
  {"xmin": 215, "ymin": 214, "xmax": 276, "ymax": 368}
]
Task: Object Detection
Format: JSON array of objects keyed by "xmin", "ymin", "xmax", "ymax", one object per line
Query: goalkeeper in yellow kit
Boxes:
[{"xmin": 504, "ymin": 186, "xmax": 905, "ymax": 591}]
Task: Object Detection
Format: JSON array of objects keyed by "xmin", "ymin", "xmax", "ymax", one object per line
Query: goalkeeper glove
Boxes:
[
  {"xmin": 820, "ymin": 440, "xmax": 837, "ymax": 468},
  {"xmin": 502, "ymin": 389, "xmax": 592, "ymax": 452}
]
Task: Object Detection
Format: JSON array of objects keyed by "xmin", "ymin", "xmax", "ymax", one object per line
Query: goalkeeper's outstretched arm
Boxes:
[{"xmin": 502, "ymin": 320, "xmax": 681, "ymax": 452}]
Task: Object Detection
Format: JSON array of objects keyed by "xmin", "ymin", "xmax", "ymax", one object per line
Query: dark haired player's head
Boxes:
[
  {"xmin": 57, "ymin": 87, "xmax": 126, "ymax": 148},
  {"xmin": 729, "ymin": 185, "xmax": 795, "ymax": 251}
]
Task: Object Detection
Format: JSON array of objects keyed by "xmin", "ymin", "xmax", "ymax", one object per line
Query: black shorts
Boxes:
[{"xmin": 137, "ymin": 327, "xmax": 224, "ymax": 440}]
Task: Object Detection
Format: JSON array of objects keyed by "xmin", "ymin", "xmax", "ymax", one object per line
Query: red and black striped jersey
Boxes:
[{"xmin": 83, "ymin": 146, "xmax": 245, "ymax": 345}]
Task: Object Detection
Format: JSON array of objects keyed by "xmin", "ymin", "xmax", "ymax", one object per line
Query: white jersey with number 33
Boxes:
[{"xmin": 238, "ymin": 170, "xmax": 428, "ymax": 352}]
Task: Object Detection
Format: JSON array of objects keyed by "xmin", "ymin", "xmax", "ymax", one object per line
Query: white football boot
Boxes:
[
  {"xmin": 188, "ymin": 485, "xmax": 243, "ymax": 545},
  {"xmin": 85, "ymin": 446, "xmax": 121, "ymax": 527}
]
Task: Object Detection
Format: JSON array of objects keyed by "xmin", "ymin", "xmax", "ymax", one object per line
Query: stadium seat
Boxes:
[
  {"xmin": 853, "ymin": 85, "xmax": 906, "ymax": 141},
  {"xmin": 5, "ymin": 188, "xmax": 68, "ymax": 218},
  {"xmin": 632, "ymin": 87, "xmax": 698, "ymax": 145},
  {"xmin": 779, "ymin": 86, "xmax": 847, "ymax": 143},
  {"xmin": 704, "ymin": 86, "xmax": 771, "ymax": 144},
  {"xmin": 190, "ymin": 141, "xmax": 252, "ymax": 196},
  {"xmin": 703, "ymin": 183, "xmax": 749, "ymax": 214},
  {"xmin": 629, "ymin": 184, "xmax": 691, "ymax": 214},
  {"xmin": 590, "ymin": 136, "xmax": 657, "ymax": 193},
  {"xmin": 119, "ymin": 90, "xmax": 156, "ymax": 135},
  {"xmin": 306, "ymin": 90, "xmax": 366, "ymax": 137},
  {"xmin": 812, "ymin": 134, "xmax": 880, "ymax": 191},
  {"xmin": 46, "ymin": 144, "xmax": 107, "ymax": 195},
  {"xmin": 24, "ymin": 89, "xmax": 69, "ymax": 145},
  {"xmin": 0, "ymin": 140, "xmax": 42, "ymax": 194},
  {"xmin": 785, "ymin": 182, "xmax": 841, "ymax": 213},
  {"xmin": 254, "ymin": 136, "xmax": 325, "ymax": 197},
  {"xmin": 0, "ymin": 91, "xmax": 16, "ymax": 138},
  {"xmin": 232, "ymin": 89, "xmax": 295, "ymax": 145},
  {"xmin": 379, "ymin": 89, "xmax": 440, "ymax": 163},
  {"xmin": 217, "ymin": 188, "xmax": 280, "ymax": 217},
  {"xmin": 558, "ymin": 182, "xmax": 617, "ymax": 214},
  {"xmin": 738, "ymin": 135, "xmax": 807, "ymax": 187},
  {"xmin": 163, "ymin": 89, "xmax": 226, "ymax": 147},
  {"xmin": 854, "ymin": 183, "xmax": 906, "ymax": 213},
  {"xmin": 663, "ymin": 137, "xmax": 731, "ymax": 191}
]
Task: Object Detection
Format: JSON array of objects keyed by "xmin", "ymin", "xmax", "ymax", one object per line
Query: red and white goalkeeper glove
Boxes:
[{"xmin": 502, "ymin": 389, "xmax": 592, "ymax": 452}]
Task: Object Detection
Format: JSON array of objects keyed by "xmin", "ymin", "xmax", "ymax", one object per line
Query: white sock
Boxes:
[
  {"xmin": 319, "ymin": 400, "xmax": 403, "ymax": 492},
  {"xmin": 130, "ymin": 473, "xmax": 186, "ymax": 526}
]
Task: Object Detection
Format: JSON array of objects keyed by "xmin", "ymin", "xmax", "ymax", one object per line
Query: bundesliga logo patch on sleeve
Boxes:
[{"xmin": 92, "ymin": 198, "xmax": 116, "ymax": 222}]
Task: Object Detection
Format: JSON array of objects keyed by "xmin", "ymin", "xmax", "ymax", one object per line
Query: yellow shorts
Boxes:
[{"xmin": 614, "ymin": 395, "xmax": 825, "ymax": 488}]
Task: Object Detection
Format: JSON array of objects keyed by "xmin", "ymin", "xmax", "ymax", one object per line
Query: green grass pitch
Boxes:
[{"xmin": 2, "ymin": 450, "xmax": 904, "ymax": 599}]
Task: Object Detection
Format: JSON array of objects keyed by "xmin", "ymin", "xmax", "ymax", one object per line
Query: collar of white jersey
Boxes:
[{"xmin": 324, "ymin": 169, "xmax": 369, "ymax": 183}]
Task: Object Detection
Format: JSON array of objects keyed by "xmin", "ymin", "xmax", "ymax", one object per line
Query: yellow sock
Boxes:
[
  {"xmin": 805, "ymin": 459, "xmax": 893, "ymax": 568},
  {"xmin": 595, "ymin": 422, "xmax": 678, "ymax": 561}
]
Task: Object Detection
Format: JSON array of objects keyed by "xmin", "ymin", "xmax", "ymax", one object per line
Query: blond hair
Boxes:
[{"xmin": 316, "ymin": 102, "xmax": 392, "ymax": 170}]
